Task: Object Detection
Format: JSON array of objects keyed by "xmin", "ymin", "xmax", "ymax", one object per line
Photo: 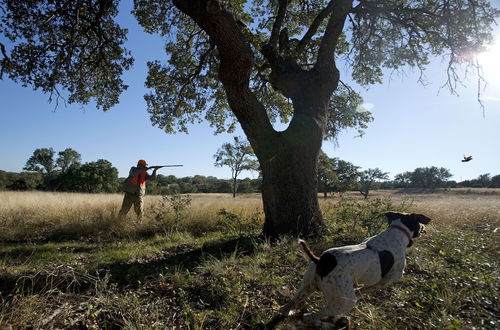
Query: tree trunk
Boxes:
[
  {"xmin": 359, "ymin": 187, "xmax": 368, "ymax": 199},
  {"xmin": 261, "ymin": 153, "xmax": 324, "ymax": 238},
  {"xmin": 258, "ymin": 114, "xmax": 326, "ymax": 239},
  {"xmin": 232, "ymin": 176, "xmax": 237, "ymax": 198}
]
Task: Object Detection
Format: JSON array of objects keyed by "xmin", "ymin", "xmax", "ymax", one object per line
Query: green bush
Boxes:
[{"xmin": 323, "ymin": 196, "xmax": 414, "ymax": 238}]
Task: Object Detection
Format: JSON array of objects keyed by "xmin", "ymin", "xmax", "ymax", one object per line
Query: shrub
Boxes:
[
  {"xmin": 323, "ymin": 196, "xmax": 414, "ymax": 239},
  {"xmin": 152, "ymin": 193, "xmax": 192, "ymax": 231}
]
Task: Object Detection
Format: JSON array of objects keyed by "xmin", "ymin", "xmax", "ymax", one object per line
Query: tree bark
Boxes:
[{"xmin": 260, "ymin": 125, "xmax": 325, "ymax": 238}]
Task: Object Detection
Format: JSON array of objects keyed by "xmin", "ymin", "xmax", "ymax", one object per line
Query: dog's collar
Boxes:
[{"xmin": 390, "ymin": 224, "xmax": 413, "ymax": 245}]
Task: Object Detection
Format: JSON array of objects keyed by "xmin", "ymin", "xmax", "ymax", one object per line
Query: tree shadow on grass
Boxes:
[
  {"xmin": 104, "ymin": 234, "xmax": 261, "ymax": 287},
  {"xmin": 0, "ymin": 234, "xmax": 262, "ymax": 297},
  {"xmin": 0, "ymin": 244, "xmax": 97, "ymax": 260}
]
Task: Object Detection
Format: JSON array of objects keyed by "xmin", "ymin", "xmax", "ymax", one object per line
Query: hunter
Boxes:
[{"xmin": 119, "ymin": 159, "xmax": 157, "ymax": 219}]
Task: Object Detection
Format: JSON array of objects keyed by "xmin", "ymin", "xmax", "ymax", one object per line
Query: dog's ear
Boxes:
[
  {"xmin": 411, "ymin": 213, "xmax": 432, "ymax": 224},
  {"xmin": 384, "ymin": 211, "xmax": 406, "ymax": 224}
]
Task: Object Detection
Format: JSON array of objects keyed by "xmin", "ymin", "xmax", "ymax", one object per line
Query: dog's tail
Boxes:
[{"xmin": 299, "ymin": 239, "xmax": 320, "ymax": 264}]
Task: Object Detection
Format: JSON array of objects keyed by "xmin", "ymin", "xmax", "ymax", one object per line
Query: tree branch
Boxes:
[
  {"xmin": 173, "ymin": 41, "xmax": 216, "ymax": 111},
  {"xmin": 260, "ymin": 0, "xmax": 289, "ymax": 66},
  {"xmin": 0, "ymin": 42, "xmax": 10, "ymax": 79},
  {"xmin": 316, "ymin": 0, "xmax": 353, "ymax": 70},
  {"xmin": 172, "ymin": 0, "xmax": 277, "ymax": 156},
  {"xmin": 296, "ymin": 0, "xmax": 336, "ymax": 55},
  {"xmin": 269, "ymin": 0, "xmax": 289, "ymax": 53}
]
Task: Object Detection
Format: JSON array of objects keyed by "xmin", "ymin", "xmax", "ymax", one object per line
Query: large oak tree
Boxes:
[{"xmin": 1, "ymin": 0, "xmax": 498, "ymax": 238}]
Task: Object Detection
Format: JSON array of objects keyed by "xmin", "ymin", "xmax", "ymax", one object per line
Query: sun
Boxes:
[{"xmin": 477, "ymin": 38, "xmax": 500, "ymax": 87}]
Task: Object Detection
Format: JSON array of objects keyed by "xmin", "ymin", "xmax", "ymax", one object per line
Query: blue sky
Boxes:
[{"xmin": 1, "ymin": 2, "xmax": 499, "ymax": 181}]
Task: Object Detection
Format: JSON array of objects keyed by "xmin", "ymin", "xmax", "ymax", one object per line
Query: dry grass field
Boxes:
[{"xmin": 0, "ymin": 189, "xmax": 499, "ymax": 329}]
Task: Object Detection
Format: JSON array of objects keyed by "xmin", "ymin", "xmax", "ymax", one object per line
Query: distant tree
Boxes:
[
  {"xmin": 214, "ymin": 137, "xmax": 258, "ymax": 198},
  {"xmin": 179, "ymin": 182, "xmax": 197, "ymax": 194},
  {"xmin": 5, "ymin": 172, "xmax": 43, "ymax": 191},
  {"xmin": 191, "ymin": 175, "xmax": 209, "ymax": 193},
  {"xmin": 23, "ymin": 148, "xmax": 56, "ymax": 174},
  {"xmin": 22, "ymin": 172, "xmax": 44, "ymax": 190},
  {"xmin": 69, "ymin": 160, "xmax": 119, "ymax": 193},
  {"xmin": 165, "ymin": 183, "xmax": 181, "ymax": 194},
  {"xmin": 165, "ymin": 175, "xmax": 179, "ymax": 184},
  {"xmin": 250, "ymin": 177, "xmax": 263, "ymax": 193},
  {"xmin": 56, "ymin": 148, "xmax": 81, "ymax": 172},
  {"xmin": 394, "ymin": 172, "xmax": 412, "ymax": 188},
  {"xmin": 477, "ymin": 173, "xmax": 491, "ymax": 188},
  {"xmin": 205, "ymin": 176, "xmax": 223, "ymax": 193},
  {"xmin": 237, "ymin": 178, "xmax": 255, "ymax": 193},
  {"xmin": 146, "ymin": 174, "xmax": 177, "ymax": 195},
  {"xmin": 216, "ymin": 181, "xmax": 233, "ymax": 194},
  {"xmin": 317, "ymin": 152, "xmax": 361, "ymax": 198},
  {"xmin": 358, "ymin": 168, "xmax": 389, "ymax": 199},
  {"xmin": 491, "ymin": 175, "xmax": 500, "ymax": 188},
  {"xmin": 6, "ymin": 178, "xmax": 29, "ymax": 191},
  {"xmin": 460, "ymin": 173, "xmax": 494, "ymax": 188},
  {"xmin": 142, "ymin": 174, "xmax": 262, "ymax": 195},
  {"xmin": 54, "ymin": 164, "xmax": 81, "ymax": 191},
  {"xmin": 410, "ymin": 167, "xmax": 452, "ymax": 190},
  {"xmin": 0, "ymin": 170, "xmax": 7, "ymax": 190},
  {"xmin": 24, "ymin": 147, "xmax": 84, "ymax": 190},
  {"xmin": 379, "ymin": 180, "xmax": 396, "ymax": 190},
  {"xmin": 333, "ymin": 159, "xmax": 360, "ymax": 195},
  {"xmin": 317, "ymin": 151, "xmax": 337, "ymax": 198}
]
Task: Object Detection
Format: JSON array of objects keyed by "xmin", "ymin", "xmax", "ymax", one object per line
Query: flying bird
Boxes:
[{"xmin": 462, "ymin": 155, "xmax": 473, "ymax": 162}]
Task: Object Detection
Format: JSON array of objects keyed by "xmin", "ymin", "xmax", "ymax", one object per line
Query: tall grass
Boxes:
[{"xmin": 0, "ymin": 191, "xmax": 264, "ymax": 242}]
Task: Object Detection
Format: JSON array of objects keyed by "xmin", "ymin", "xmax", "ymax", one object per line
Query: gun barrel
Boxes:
[{"xmin": 150, "ymin": 165, "xmax": 183, "ymax": 168}]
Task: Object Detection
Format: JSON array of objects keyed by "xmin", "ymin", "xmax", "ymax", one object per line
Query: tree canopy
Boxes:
[
  {"xmin": 358, "ymin": 167, "xmax": 389, "ymax": 198},
  {"xmin": 70, "ymin": 159, "xmax": 119, "ymax": 193},
  {"xmin": 23, "ymin": 147, "xmax": 56, "ymax": 174},
  {"xmin": 23, "ymin": 147, "xmax": 82, "ymax": 175},
  {"xmin": 57, "ymin": 148, "xmax": 82, "ymax": 172},
  {"xmin": 1, "ymin": 1, "xmax": 496, "ymax": 123},
  {"xmin": 214, "ymin": 136, "xmax": 258, "ymax": 197},
  {"xmin": 394, "ymin": 166, "xmax": 453, "ymax": 189},
  {"xmin": 0, "ymin": 0, "xmax": 133, "ymax": 109},
  {"xmin": 317, "ymin": 150, "xmax": 360, "ymax": 197}
]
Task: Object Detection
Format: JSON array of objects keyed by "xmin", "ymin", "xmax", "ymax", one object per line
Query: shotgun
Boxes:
[{"xmin": 147, "ymin": 165, "xmax": 183, "ymax": 170}]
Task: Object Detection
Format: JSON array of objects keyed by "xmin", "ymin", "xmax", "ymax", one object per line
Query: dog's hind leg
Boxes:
[
  {"xmin": 279, "ymin": 263, "xmax": 318, "ymax": 316},
  {"xmin": 303, "ymin": 276, "xmax": 356, "ymax": 326}
]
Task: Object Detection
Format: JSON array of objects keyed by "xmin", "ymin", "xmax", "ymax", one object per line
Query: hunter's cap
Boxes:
[{"xmin": 137, "ymin": 159, "xmax": 148, "ymax": 166}]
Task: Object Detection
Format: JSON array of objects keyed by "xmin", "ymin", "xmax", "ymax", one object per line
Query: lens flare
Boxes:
[{"xmin": 477, "ymin": 41, "xmax": 500, "ymax": 88}]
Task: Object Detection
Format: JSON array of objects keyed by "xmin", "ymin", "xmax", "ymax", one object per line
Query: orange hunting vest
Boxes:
[{"xmin": 130, "ymin": 172, "xmax": 147, "ymax": 187}]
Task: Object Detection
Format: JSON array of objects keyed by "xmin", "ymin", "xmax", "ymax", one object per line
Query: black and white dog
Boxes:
[{"xmin": 280, "ymin": 211, "xmax": 432, "ymax": 327}]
